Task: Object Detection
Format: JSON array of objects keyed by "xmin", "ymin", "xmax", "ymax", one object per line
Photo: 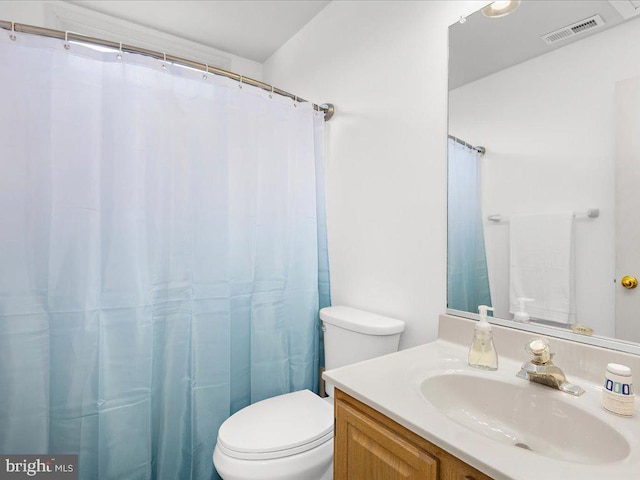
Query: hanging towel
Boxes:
[{"xmin": 509, "ymin": 212, "xmax": 575, "ymax": 324}]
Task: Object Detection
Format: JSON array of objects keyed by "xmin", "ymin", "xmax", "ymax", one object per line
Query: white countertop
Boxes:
[{"xmin": 323, "ymin": 318, "xmax": 640, "ymax": 480}]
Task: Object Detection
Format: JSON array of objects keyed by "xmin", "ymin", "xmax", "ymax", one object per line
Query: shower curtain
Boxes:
[
  {"xmin": 447, "ymin": 138, "xmax": 491, "ymax": 313},
  {"xmin": 0, "ymin": 33, "xmax": 330, "ymax": 480}
]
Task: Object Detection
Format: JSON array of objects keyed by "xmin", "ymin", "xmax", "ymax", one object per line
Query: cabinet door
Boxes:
[{"xmin": 335, "ymin": 399, "xmax": 438, "ymax": 480}]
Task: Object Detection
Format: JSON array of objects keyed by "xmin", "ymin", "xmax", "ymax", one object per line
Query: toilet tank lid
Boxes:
[{"xmin": 320, "ymin": 306, "xmax": 405, "ymax": 335}]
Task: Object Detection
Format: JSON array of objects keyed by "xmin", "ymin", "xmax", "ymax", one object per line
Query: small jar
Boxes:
[{"xmin": 602, "ymin": 363, "xmax": 634, "ymax": 417}]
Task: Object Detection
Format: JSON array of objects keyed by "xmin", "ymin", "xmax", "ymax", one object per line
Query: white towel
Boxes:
[{"xmin": 509, "ymin": 213, "xmax": 575, "ymax": 324}]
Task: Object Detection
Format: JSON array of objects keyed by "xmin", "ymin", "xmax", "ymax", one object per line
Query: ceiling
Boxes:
[
  {"xmin": 449, "ymin": 0, "xmax": 640, "ymax": 90},
  {"xmin": 69, "ymin": 0, "xmax": 331, "ymax": 62}
]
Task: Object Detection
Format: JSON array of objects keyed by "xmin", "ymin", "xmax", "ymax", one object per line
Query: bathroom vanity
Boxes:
[{"xmin": 324, "ymin": 315, "xmax": 640, "ymax": 480}]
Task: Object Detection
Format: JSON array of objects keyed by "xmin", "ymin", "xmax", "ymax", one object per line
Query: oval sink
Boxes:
[{"xmin": 420, "ymin": 373, "xmax": 630, "ymax": 464}]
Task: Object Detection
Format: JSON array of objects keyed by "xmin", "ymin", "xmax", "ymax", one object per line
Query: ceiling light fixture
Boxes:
[{"xmin": 481, "ymin": 0, "xmax": 521, "ymax": 18}]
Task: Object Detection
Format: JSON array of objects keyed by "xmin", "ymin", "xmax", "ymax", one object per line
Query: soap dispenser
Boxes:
[
  {"xmin": 514, "ymin": 297, "xmax": 534, "ymax": 323},
  {"xmin": 468, "ymin": 305, "xmax": 498, "ymax": 371}
]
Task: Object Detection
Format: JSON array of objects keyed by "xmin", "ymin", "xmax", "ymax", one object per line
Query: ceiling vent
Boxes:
[{"xmin": 541, "ymin": 15, "xmax": 605, "ymax": 45}]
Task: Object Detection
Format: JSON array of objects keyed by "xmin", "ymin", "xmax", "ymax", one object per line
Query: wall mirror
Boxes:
[{"xmin": 447, "ymin": 0, "xmax": 640, "ymax": 354}]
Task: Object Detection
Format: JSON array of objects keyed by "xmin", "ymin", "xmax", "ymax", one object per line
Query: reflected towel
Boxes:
[{"xmin": 509, "ymin": 213, "xmax": 575, "ymax": 324}]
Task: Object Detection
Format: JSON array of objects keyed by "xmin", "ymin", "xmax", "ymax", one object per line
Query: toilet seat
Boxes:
[{"xmin": 216, "ymin": 389, "xmax": 334, "ymax": 461}]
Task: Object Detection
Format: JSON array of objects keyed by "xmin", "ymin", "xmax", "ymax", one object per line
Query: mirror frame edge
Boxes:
[{"xmin": 447, "ymin": 309, "xmax": 640, "ymax": 355}]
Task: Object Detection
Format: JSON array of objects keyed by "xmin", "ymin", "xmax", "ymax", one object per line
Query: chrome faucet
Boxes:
[{"xmin": 516, "ymin": 338, "xmax": 585, "ymax": 396}]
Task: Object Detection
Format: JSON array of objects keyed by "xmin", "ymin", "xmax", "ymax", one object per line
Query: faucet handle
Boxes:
[{"xmin": 526, "ymin": 338, "xmax": 551, "ymax": 364}]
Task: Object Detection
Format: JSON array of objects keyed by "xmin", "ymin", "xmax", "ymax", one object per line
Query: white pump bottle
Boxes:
[
  {"xmin": 468, "ymin": 305, "xmax": 498, "ymax": 371},
  {"xmin": 514, "ymin": 297, "xmax": 534, "ymax": 323}
]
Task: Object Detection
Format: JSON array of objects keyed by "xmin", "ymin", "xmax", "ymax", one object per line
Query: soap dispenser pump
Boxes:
[
  {"xmin": 514, "ymin": 297, "xmax": 534, "ymax": 323},
  {"xmin": 468, "ymin": 305, "xmax": 498, "ymax": 371}
]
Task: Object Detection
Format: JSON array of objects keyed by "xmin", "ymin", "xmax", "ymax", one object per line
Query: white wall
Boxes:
[
  {"xmin": 264, "ymin": 1, "xmax": 488, "ymax": 348},
  {"xmin": 449, "ymin": 17, "xmax": 640, "ymax": 338},
  {"xmin": 0, "ymin": 1, "xmax": 49, "ymax": 26},
  {"xmin": 0, "ymin": 0, "xmax": 261, "ymax": 78}
]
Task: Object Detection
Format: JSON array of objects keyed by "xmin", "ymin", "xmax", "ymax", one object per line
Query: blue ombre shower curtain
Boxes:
[
  {"xmin": 447, "ymin": 138, "xmax": 491, "ymax": 312},
  {"xmin": 0, "ymin": 33, "xmax": 330, "ymax": 480}
]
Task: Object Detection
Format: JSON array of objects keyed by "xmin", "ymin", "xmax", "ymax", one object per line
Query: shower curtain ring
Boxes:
[
  {"xmin": 64, "ymin": 31, "xmax": 70, "ymax": 50},
  {"xmin": 294, "ymin": 95, "xmax": 298, "ymax": 108},
  {"xmin": 116, "ymin": 42, "xmax": 123, "ymax": 60},
  {"xmin": 161, "ymin": 52, "xmax": 167, "ymax": 69},
  {"xmin": 203, "ymin": 64, "xmax": 208, "ymax": 80},
  {"xmin": 269, "ymin": 85, "xmax": 274, "ymax": 99},
  {"xmin": 238, "ymin": 75, "xmax": 243, "ymax": 89},
  {"xmin": 9, "ymin": 22, "xmax": 16, "ymax": 41}
]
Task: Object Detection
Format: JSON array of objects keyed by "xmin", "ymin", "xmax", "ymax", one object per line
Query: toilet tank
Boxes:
[{"xmin": 320, "ymin": 306, "xmax": 405, "ymax": 373}]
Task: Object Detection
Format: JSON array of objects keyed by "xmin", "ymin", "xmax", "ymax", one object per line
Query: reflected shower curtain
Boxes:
[
  {"xmin": 0, "ymin": 33, "xmax": 330, "ymax": 480},
  {"xmin": 447, "ymin": 139, "xmax": 491, "ymax": 312}
]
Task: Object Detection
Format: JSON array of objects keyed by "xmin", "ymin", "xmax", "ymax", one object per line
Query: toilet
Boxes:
[{"xmin": 213, "ymin": 306, "xmax": 405, "ymax": 480}]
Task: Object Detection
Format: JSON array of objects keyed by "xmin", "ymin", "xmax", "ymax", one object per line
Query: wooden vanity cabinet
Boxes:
[{"xmin": 334, "ymin": 389, "xmax": 493, "ymax": 480}]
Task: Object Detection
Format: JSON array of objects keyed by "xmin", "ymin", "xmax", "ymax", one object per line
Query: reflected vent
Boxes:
[{"xmin": 541, "ymin": 15, "xmax": 605, "ymax": 45}]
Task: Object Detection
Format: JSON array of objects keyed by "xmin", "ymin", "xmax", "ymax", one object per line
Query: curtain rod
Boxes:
[
  {"xmin": 448, "ymin": 134, "xmax": 485, "ymax": 155},
  {"xmin": 0, "ymin": 20, "xmax": 335, "ymax": 121}
]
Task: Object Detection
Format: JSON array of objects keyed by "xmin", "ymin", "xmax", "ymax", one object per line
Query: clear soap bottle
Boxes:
[{"xmin": 468, "ymin": 305, "xmax": 498, "ymax": 371}]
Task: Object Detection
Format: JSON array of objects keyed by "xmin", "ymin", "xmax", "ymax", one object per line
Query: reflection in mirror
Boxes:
[
  {"xmin": 447, "ymin": 136, "xmax": 491, "ymax": 314},
  {"xmin": 447, "ymin": 0, "xmax": 640, "ymax": 349}
]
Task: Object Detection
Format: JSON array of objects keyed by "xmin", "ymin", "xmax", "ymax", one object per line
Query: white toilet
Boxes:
[{"xmin": 213, "ymin": 306, "xmax": 405, "ymax": 480}]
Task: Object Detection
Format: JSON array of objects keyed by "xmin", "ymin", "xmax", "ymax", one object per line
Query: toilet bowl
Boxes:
[
  {"xmin": 213, "ymin": 390, "xmax": 334, "ymax": 480},
  {"xmin": 213, "ymin": 306, "xmax": 405, "ymax": 480}
]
